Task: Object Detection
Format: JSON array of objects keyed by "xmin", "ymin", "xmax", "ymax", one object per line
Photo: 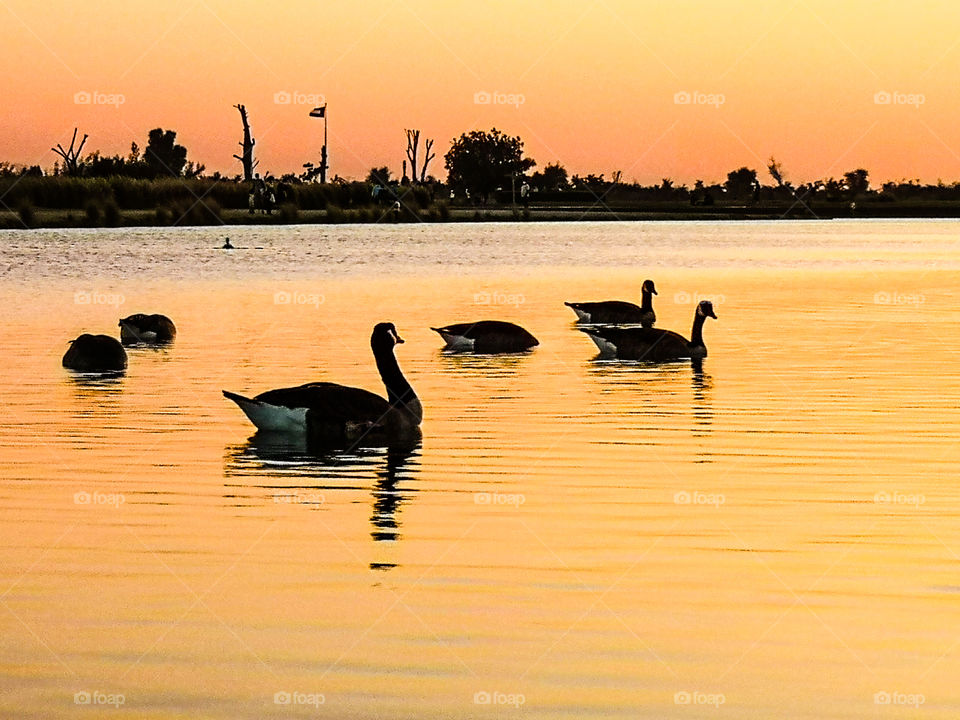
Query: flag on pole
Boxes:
[{"xmin": 310, "ymin": 106, "xmax": 326, "ymax": 118}]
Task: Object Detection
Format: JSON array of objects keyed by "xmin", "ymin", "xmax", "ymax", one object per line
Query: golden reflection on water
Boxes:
[{"xmin": 1, "ymin": 227, "xmax": 960, "ymax": 718}]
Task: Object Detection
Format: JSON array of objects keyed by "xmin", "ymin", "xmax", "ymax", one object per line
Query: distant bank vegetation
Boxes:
[{"xmin": 3, "ymin": 124, "xmax": 960, "ymax": 229}]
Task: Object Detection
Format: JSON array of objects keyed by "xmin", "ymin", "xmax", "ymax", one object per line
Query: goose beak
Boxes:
[
  {"xmin": 395, "ymin": 335, "xmax": 405, "ymax": 344},
  {"xmin": 708, "ymin": 309, "xmax": 718, "ymax": 319}
]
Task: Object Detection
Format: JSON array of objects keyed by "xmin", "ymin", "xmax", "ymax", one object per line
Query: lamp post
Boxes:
[{"xmin": 309, "ymin": 105, "xmax": 327, "ymax": 183}]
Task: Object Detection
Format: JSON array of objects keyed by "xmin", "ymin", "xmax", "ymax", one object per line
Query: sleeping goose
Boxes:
[
  {"xmin": 119, "ymin": 313, "xmax": 177, "ymax": 345},
  {"xmin": 565, "ymin": 279, "xmax": 657, "ymax": 326},
  {"xmin": 223, "ymin": 323, "xmax": 422, "ymax": 442},
  {"xmin": 581, "ymin": 300, "xmax": 717, "ymax": 361},
  {"xmin": 63, "ymin": 334, "xmax": 127, "ymax": 372},
  {"xmin": 431, "ymin": 320, "xmax": 539, "ymax": 353}
]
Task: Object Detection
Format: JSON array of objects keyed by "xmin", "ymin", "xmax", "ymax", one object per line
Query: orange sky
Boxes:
[{"xmin": 3, "ymin": 1, "xmax": 959, "ymax": 185}]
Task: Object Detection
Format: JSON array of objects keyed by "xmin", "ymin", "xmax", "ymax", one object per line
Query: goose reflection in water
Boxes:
[
  {"xmin": 225, "ymin": 431, "xmax": 421, "ymax": 571},
  {"xmin": 436, "ymin": 349, "xmax": 531, "ymax": 378},
  {"xmin": 587, "ymin": 358, "xmax": 715, "ymax": 454},
  {"xmin": 690, "ymin": 358, "xmax": 714, "ymax": 439}
]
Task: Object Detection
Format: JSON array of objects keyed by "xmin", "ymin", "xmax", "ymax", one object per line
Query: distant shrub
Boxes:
[
  {"xmin": 326, "ymin": 206, "xmax": 345, "ymax": 223},
  {"xmin": 154, "ymin": 206, "xmax": 173, "ymax": 225},
  {"xmin": 278, "ymin": 202, "xmax": 299, "ymax": 223},
  {"xmin": 84, "ymin": 202, "xmax": 102, "ymax": 226},
  {"xmin": 103, "ymin": 199, "xmax": 121, "ymax": 227},
  {"xmin": 17, "ymin": 202, "xmax": 35, "ymax": 228}
]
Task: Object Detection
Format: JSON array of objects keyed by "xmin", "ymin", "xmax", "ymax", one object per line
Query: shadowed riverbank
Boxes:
[{"xmin": 5, "ymin": 199, "xmax": 960, "ymax": 229}]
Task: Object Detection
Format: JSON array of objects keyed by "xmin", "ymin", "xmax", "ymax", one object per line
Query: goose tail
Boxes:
[
  {"xmin": 222, "ymin": 390, "xmax": 308, "ymax": 433},
  {"xmin": 580, "ymin": 329, "xmax": 618, "ymax": 357}
]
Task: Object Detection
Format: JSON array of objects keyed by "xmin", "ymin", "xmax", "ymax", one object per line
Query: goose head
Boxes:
[
  {"xmin": 371, "ymin": 322, "xmax": 405, "ymax": 353},
  {"xmin": 642, "ymin": 279, "xmax": 657, "ymax": 296},
  {"xmin": 697, "ymin": 300, "xmax": 718, "ymax": 320}
]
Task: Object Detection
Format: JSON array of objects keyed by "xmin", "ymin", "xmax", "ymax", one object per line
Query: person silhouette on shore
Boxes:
[{"xmin": 223, "ymin": 237, "xmax": 234, "ymax": 250}]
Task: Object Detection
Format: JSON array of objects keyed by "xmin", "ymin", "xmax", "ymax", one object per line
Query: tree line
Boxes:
[{"xmin": 4, "ymin": 121, "xmax": 960, "ymax": 213}]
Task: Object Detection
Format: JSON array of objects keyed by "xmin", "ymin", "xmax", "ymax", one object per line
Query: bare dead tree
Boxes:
[
  {"xmin": 405, "ymin": 129, "xmax": 420, "ymax": 184},
  {"xmin": 767, "ymin": 156, "xmax": 785, "ymax": 187},
  {"xmin": 420, "ymin": 138, "xmax": 436, "ymax": 182},
  {"xmin": 51, "ymin": 128, "xmax": 88, "ymax": 176},
  {"xmin": 233, "ymin": 104, "xmax": 258, "ymax": 181}
]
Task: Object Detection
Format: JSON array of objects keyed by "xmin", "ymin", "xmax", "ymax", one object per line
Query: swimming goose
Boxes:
[
  {"xmin": 62, "ymin": 334, "xmax": 127, "ymax": 372},
  {"xmin": 582, "ymin": 300, "xmax": 717, "ymax": 361},
  {"xmin": 431, "ymin": 320, "xmax": 539, "ymax": 353},
  {"xmin": 565, "ymin": 279, "xmax": 657, "ymax": 327},
  {"xmin": 119, "ymin": 313, "xmax": 177, "ymax": 345},
  {"xmin": 223, "ymin": 323, "xmax": 422, "ymax": 442}
]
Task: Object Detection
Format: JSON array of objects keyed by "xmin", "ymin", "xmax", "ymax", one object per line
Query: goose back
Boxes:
[
  {"xmin": 63, "ymin": 334, "xmax": 128, "ymax": 372},
  {"xmin": 431, "ymin": 320, "xmax": 538, "ymax": 353}
]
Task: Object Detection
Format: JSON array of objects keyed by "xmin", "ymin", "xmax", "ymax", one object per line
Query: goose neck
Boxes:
[
  {"xmin": 691, "ymin": 312, "xmax": 707, "ymax": 347},
  {"xmin": 374, "ymin": 346, "xmax": 421, "ymax": 419},
  {"xmin": 640, "ymin": 289, "xmax": 654, "ymax": 312}
]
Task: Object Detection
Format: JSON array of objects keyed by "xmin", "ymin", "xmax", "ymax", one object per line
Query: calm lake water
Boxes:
[{"xmin": 1, "ymin": 220, "xmax": 959, "ymax": 718}]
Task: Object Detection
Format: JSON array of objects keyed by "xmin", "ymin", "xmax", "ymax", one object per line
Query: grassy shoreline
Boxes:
[{"xmin": 3, "ymin": 201, "xmax": 960, "ymax": 230}]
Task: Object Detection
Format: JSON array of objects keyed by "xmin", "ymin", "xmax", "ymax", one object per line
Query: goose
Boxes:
[
  {"xmin": 581, "ymin": 300, "xmax": 717, "ymax": 361},
  {"xmin": 565, "ymin": 279, "xmax": 657, "ymax": 327},
  {"xmin": 119, "ymin": 313, "xmax": 177, "ymax": 345},
  {"xmin": 223, "ymin": 323, "xmax": 422, "ymax": 442},
  {"xmin": 63, "ymin": 334, "xmax": 127, "ymax": 372},
  {"xmin": 430, "ymin": 321, "xmax": 539, "ymax": 353}
]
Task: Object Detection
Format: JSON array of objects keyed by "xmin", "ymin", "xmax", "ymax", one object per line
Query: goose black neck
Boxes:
[
  {"xmin": 691, "ymin": 312, "xmax": 707, "ymax": 347},
  {"xmin": 641, "ymin": 289, "xmax": 654, "ymax": 312},
  {"xmin": 374, "ymin": 345, "xmax": 418, "ymax": 407}
]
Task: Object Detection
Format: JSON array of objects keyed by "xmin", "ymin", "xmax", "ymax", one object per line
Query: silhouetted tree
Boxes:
[
  {"xmin": 420, "ymin": 138, "xmax": 436, "ymax": 183},
  {"xmin": 51, "ymin": 128, "xmax": 88, "ymax": 176},
  {"xmin": 529, "ymin": 162, "xmax": 568, "ymax": 191},
  {"xmin": 767, "ymin": 156, "xmax": 785, "ymax": 187},
  {"xmin": 144, "ymin": 128, "xmax": 187, "ymax": 177},
  {"xmin": 233, "ymin": 104, "xmax": 257, "ymax": 182},
  {"xmin": 725, "ymin": 166, "xmax": 758, "ymax": 200},
  {"xmin": 367, "ymin": 166, "xmax": 392, "ymax": 185},
  {"xmin": 844, "ymin": 168, "xmax": 869, "ymax": 196},
  {"xmin": 444, "ymin": 128, "xmax": 535, "ymax": 202}
]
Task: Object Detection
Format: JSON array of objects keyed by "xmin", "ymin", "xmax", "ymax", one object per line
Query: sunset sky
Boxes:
[{"xmin": 3, "ymin": 0, "xmax": 960, "ymax": 185}]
